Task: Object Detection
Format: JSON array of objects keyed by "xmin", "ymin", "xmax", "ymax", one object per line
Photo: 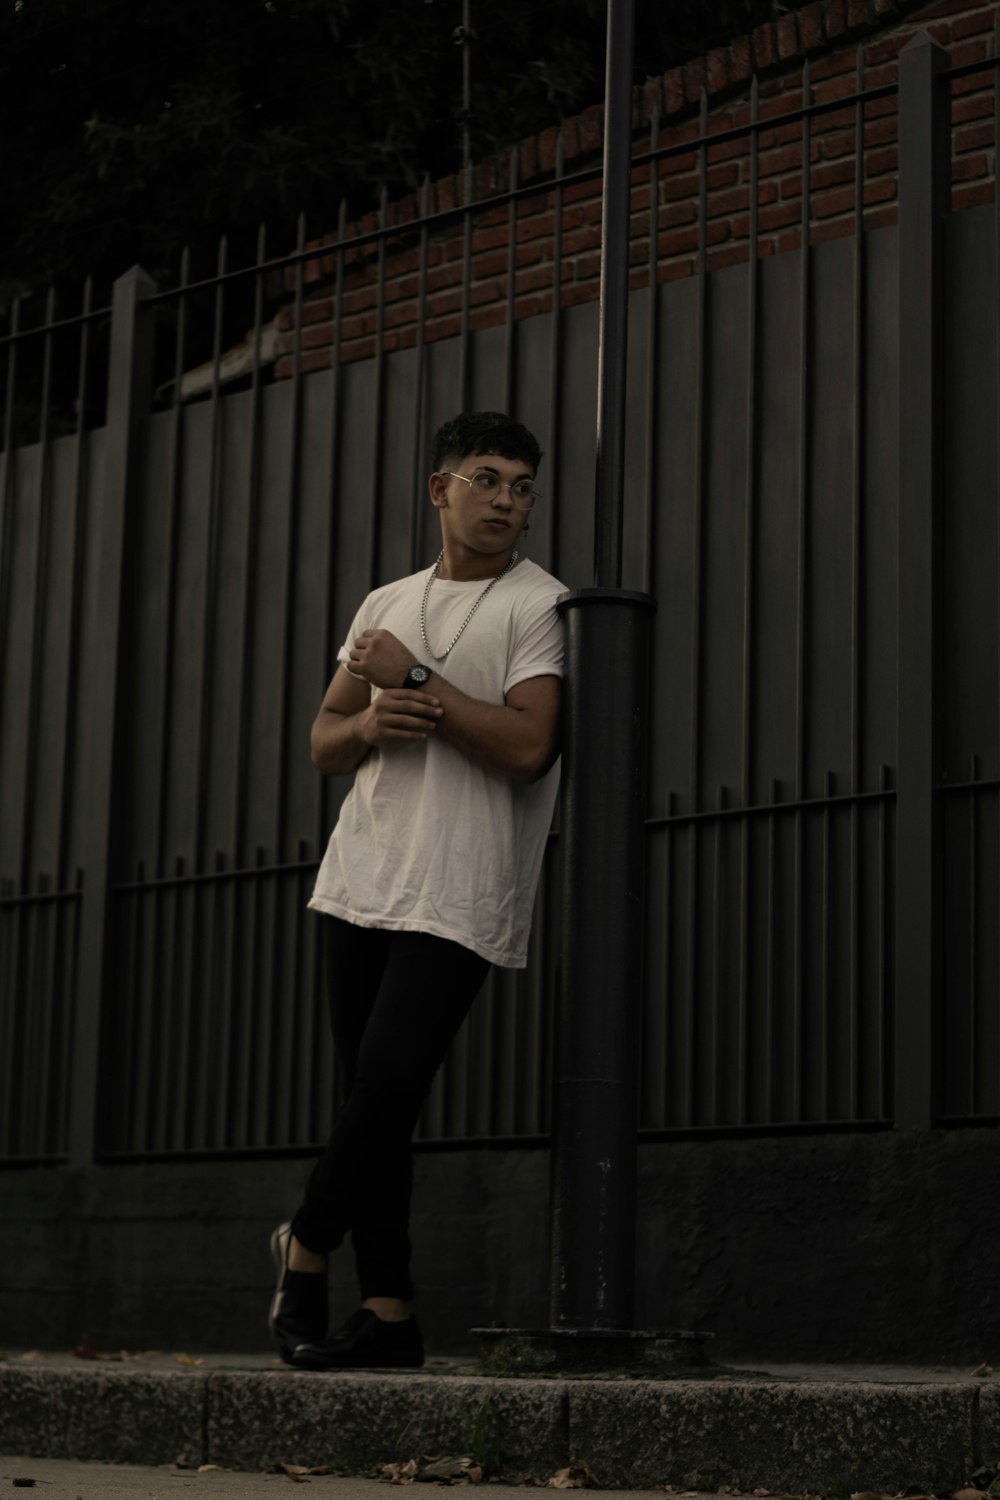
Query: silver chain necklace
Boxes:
[{"xmin": 420, "ymin": 548, "xmax": 518, "ymax": 662}]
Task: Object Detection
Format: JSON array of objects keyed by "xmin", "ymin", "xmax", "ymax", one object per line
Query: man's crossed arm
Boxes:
[{"xmin": 309, "ymin": 628, "xmax": 560, "ymax": 785}]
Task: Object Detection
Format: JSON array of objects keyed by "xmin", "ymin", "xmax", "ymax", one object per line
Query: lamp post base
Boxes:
[{"xmin": 471, "ymin": 1327, "xmax": 715, "ymax": 1378}]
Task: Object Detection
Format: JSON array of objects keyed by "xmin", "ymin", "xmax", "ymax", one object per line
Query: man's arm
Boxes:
[
  {"xmin": 310, "ymin": 664, "xmax": 444, "ymax": 776},
  {"xmin": 347, "ymin": 630, "xmax": 561, "ymax": 784}
]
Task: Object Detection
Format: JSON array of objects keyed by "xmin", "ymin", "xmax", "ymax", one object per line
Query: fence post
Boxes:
[
  {"xmin": 68, "ymin": 265, "xmax": 156, "ymax": 1167},
  {"xmin": 895, "ymin": 34, "xmax": 949, "ymax": 1131}
]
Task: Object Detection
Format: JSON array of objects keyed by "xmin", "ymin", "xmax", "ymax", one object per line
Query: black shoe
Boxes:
[
  {"xmin": 268, "ymin": 1222, "xmax": 328, "ymax": 1365},
  {"xmin": 290, "ymin": 1308, "xmax": 424, "ymax": 1370}
]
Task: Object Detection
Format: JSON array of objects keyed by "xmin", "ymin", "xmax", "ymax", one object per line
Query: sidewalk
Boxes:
[{"xmin": 1, "ymin": 1349, "xmax": 997, "ymax": 1494}]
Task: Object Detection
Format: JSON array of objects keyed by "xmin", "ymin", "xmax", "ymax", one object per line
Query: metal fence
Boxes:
[{"xmin": 1, "ymin": 32, "xmax": 997, "ymax": 1164}]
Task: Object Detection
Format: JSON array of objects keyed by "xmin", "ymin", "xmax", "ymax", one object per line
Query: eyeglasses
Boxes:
[{"xmin": 440, "ymin": 469, "xmax": 539, "ymax": 511}]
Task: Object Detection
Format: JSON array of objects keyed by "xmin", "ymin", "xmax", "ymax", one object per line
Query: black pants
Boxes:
[{"xmin": 291, "ymin": 916, "xmax": 489, "ymax": 1301}]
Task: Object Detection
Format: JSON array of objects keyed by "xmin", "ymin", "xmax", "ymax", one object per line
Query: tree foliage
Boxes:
[{"xmin": 1, "ymin": 0, "xmax": 789, "ymax": 300}]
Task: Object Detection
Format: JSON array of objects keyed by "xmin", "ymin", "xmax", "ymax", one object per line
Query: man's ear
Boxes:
[{"xmin": 428, "ymin": 471, "xmax": 450, "ymax": 510}]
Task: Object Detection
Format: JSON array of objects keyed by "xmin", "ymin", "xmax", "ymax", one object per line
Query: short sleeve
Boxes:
[
  {"xmin": 337, "ymin": 595, "xmax": 373, "ymax": 680},
  {"xmin": 504, "ymin": 585, "xmax": 565, "ymax": 696}
]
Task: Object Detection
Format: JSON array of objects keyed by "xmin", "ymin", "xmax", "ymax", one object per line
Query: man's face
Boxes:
[{"xmin": 430, "ymin": 450, "xmax": 535, "ymax": 559}]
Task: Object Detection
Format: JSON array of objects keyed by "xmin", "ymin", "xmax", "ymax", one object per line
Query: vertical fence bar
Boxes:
[
  {"xmin": 503, "ymin": 147, "xmax": 519, "ymax": 417},
  {"xmin": 57, "ymin": 278, "xmax": 93, "ymax": 890},
  {"xmin": 737, "ymin": 77, "xmax": 760, "ymax": 1125},
  {"xmin": 410, "ymin": 180, "xmax": 430, "ymax": 575},
  {"xmin": 20, "ymin": 289, "xmax": 56, "ymax": 895},
  {"xmin": 848, "ymin": 47, "xmax": 867, "ymax": 1122},
  {"xmin": 70, "ymin": 265, "xmax": 156, "ymax": 1166},
  {"xmin": 682, "ymin": 89, "xmax": 710, "ymax": 1129},
  {"xmin": 0, "ymin": 297, "xmax": 22, "ymax": 721},
  {"xmin": 895, "ymin": 32, "xmax": 949, "ymax": 1130},
  {"xmin": 368, "ymin": 194, "xmax": 388, "ymax": 591},
  {"xmin": 321, "ymin": 200, "xmax": 348, "ymax": 852},
  {"xmin": 643, "ymin": 105, "xmax": 660, "ymax": 595},
  {"xmin": 268, "ymin": 215, "xmax": 309, "ymax": 1145},
  {"xmin": 545, "ymin": 135, "xmax": 565, "ymax": 578},
  {"xmin": 792, "ymin": 59, "xmax": 812, "ymax": 1125},
  {"xmin": 459, "ymin": 164, "xmax": 474, "ymax": 411},
  {"xmin": 969, "ymin": 755, "xmax": 979, "ymax": 1110},
  {"xmin": 994, "ymin": 12, "xmax": 1000, "ymax": 1114}
]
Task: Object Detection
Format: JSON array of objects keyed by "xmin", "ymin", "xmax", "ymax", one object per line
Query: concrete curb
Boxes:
[{"xmin": 0, "ymin": 1360, "xmax": 990, "ymax": 1491}]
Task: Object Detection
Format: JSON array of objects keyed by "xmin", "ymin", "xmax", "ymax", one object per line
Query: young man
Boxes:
[{"xmin": 269, "ymin": 411, "xmax": 565, "ymax": 1370}]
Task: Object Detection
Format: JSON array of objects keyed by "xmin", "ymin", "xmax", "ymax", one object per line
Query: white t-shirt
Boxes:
[{"xmin": 309, "ymin": 557, "xmax": 566, "ymax": 968}]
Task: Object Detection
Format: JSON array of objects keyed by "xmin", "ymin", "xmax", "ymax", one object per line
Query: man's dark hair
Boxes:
[{"xmin": 431, "ymin": 411, "xmax": 543, "ymax": 474}]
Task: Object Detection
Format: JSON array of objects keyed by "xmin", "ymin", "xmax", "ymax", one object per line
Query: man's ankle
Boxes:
[
  {"xmin": 288, "ymin": 1235, "xmax": 328, "ymax": 1273},
  {"xmin": 361, "ymin": 1296, "xmax": 410, "ymax": 1322}
]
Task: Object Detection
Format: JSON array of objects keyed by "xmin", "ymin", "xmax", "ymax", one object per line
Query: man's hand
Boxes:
[
  {"xmin": 348, "ymin": 629, "xmax": 418, "ymax": 689},
  {"xmin": 359, "ymin": 689, "xmax": 443, "ymax": 748}
]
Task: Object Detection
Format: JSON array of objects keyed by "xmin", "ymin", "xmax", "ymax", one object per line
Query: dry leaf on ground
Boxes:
[
  {"xmin": 548, "ymin": 1461, "xmax": 600, "ymax": 1490},
  {"xmin": 969, "ymin": 1365, "xmax": 993, "ymax": 1379},
  {"xmin": 267, "ymin": 1461, "xmax": 331, "ymax": 1481},
  {"xmin": 954, "ymin": 1490, "xmax": 990, "ymax": 1500},
  {"xmin": 176, "ymin": 1352, "xmax": 204, "ymax": 1366}
]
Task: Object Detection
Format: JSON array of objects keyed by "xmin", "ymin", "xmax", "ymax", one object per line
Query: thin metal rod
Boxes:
[
  {"xmin": 642, "ymin": 104, "xmax": 660, "ymax": 597},
  {"xmin": 545, "ymin": 134, "xmax": 565, "ymax": 578},
  {"xmin": 593, "ymin": 0, "xmax": 636, "ymax": 588}
]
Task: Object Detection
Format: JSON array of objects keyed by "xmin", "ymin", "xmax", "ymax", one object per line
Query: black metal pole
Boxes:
[{"xmin": 549, "ymin": 0, "xmax": 655, "ymax": 1334}]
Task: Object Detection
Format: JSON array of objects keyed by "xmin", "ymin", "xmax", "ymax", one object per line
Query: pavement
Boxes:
[{"xmin": 2, "ymin": 1348, "xmax": 998, "ymax": 1495}]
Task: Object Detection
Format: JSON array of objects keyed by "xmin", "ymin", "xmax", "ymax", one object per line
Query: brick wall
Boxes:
[{"xmin": 271, "ymin": 0, "xmax": 998, "ymax": 379}]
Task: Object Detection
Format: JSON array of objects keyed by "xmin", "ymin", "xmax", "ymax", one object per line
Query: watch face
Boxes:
[{"xmin": 408, "ymin": 665, "xmax": 430, "ymax": 684}]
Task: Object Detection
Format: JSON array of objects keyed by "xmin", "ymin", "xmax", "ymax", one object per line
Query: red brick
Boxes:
[
  {"xmin": 684, "ymin": 56, "xmax": 707, "ymax": 103},
  {"xmin": 820, "ymin": 126, "xmax": 856, "ymax": 159},
  {"xmin": 560, "ymin": 118, "xmax": 581, "ymax": 163},
  {"xmin": 563, "ymin": 224, "xmax": 603, "ymax": 255},
  {"xmin": 628, "ymin": 266, "xmax": 651, "ymax": 291},
  {"xmin": 383, "ymin": 300, "xmax": 419, "ymax": 332},
  {"xmin": 572, "ymin": 249, "xmax": 602, "ymax": 280},
  {"xmin": 516, "ymin": 264, "xmax": 555, "ymax": 294},
  {"xmin": 955, "ymin": 120, "xmax": 995, "ymax": 152},
  {"xmin": 707, "ymin": 46, "xmax": 730, "ymax": 95},
  {"xmin": 809, "ymin": 218, "xmax": 855, "ymax": 246},
  {"xmin": 814, "ymin": 71, "xmax": 863, "ymax": 106},
  {"xmin": 777, "ymin": 14, "xmax": 800, "ymax": 59},
  {"xmin": 435, "ymin": 176, "xmax": 458, "ymax": 214},
  {"xmin": 658, "ymin": 258, "xmax": 696, "ymax": 282},
  {"xmin": 663, "ymin": 202, "xmax": 697, "ymax": 228},
  {"xmin": 862, "ymin": 204, "xmax": 897, "ymax": 230},
  {"xmin": 752, "ymin": 21, "xmax": 777, "ymax": 70},
  {"xmin": 519, "ymin": 137, "xmax": 540, "ymax": 183},
  {"xmin": 810, "ymin": 46, "xmax": 857, "ymax": 82},
  {"xmin": 470, "ymin": 223, "xmax": 513, "ymax": 255},
  {"xmin": 579, "ymin": 105, "xmax": 603, "ymax": 154},
  {"xmin": 643, "ymin": 76, "xmax": 663, "ymax": 123},
  {"xmin": 812, "ymin": 184, "xmax": 857, "ymax": 219},
  {"xmin": 728, "ymin": 35, "xmax": 752, "ymax": 85},
  {"xmin": 560, "ymin": 282, "xmax": 601, "ymax": 308},
  {"xmin": 738, "ymin": 199, "xmax": 804, "ymax": 234},
  {"xmin": 862, "ymin": 178, "xmax": 895, "ymax": 205},
  {"xmin": 425, "ymin": 316, "xmax": 462, "ymax": 343},
  {"xmin": 951, "ymin": 70, "xmax": 994, "ymax": 97},
  {"xmin": 865, "ymin": 145, "xmax": 898, "ymax": 175},
  {"xmin": 663, "ymin": 67, "xmax": 685, "ymax": 115},
  {"xmin": 536, "ymin": 127, "xmax": 559, "ymax": 174},
  {"xmin": 776, "ymin": 227, "xmax": 805, "ymax": 252},
  {"xmin": 425, "ymin": 263, "xmax": 463, "ymax": 294},
  {"xmin": 846, "ymin": 0, "xmax": 871, "ymax": 31},
  {"xmin": 658, "ymin": 219, "xmax": 729, "ymax": 256},
  {"xmin": 800, "ymin": 2, "xmax": 826, "ymax": 51},
  {"xmin": 953, "ymin": 181, "xmax": 995, "ymax": 210},
  {"xmin": 274, "ymin": 348, "xmax": 332, "ymax": 380},
  {"xmin": 823, "ymin": 0, "xmax": 848, "ymax": 39},
  {"xmin": 866, "ymin": 31, "xmax": 907, "ymax": 64},
  {"xmin": 952, "ymin": 37, "xmax": 990, "ymax": 66},
  {"xmin": 758, "ymin": 143, "xmax": 805, "ymax": 177},
  {"xmin": 953, "ymin": 151, "xmax": 990, "ymax": 182},
  {"xmin": 705, "ymin": 184, "xmax": 751, "ymax": 218},
  {"xmin": 862, "ymin": 115, "xmax": 898, "ymax": 147},
  {"xmin": 952, "ymin": 92, "xmax": 993, "ymax": 124},
  {"xmin": 953, "ymin": 9, "xmax": 996, "ymax": 39},
  {"xmin": 706, "ymin": 244, "xmax": 753, "ymax": 272}
]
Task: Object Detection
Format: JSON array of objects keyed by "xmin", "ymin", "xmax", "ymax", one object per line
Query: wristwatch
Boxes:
[{"xmin": 402, "ymin": 664, "xmax": 431, "ymax": 689}]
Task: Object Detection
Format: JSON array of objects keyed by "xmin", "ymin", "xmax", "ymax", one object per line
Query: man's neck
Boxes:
[{"xmin": 437, "ymin": 543, "xmax": 519, "ymax": 582}]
